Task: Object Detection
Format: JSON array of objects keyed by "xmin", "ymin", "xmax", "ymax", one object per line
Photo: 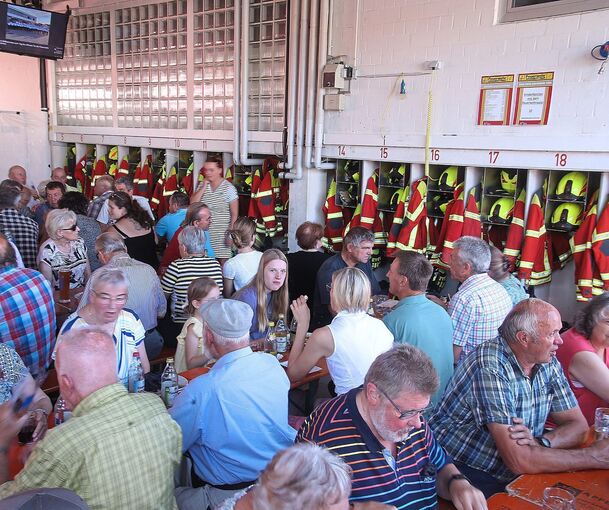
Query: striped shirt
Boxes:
[
  {"xmin": 448, "ymin": 273, "xmax": 512, "ymax": 363},
  {"xmin": 161, "ymin": 256, "xmax": 223, "ymax": 322},
  {"xmin": 297, "ymin": 388, "xmax": 450, "ymax": 509},
  {"xmin": 58, "ymin": 309, "xmax": 145, "ymax": 385},
  {"xmin": 429, "ymin": 337, "xmax": 577, "ymax": 482},
  {"xmin": 198, "ymin": 179, "xmax": 238, "ymax": 259}
]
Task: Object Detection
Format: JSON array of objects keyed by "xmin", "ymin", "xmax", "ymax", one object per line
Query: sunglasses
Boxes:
[
  {"xmin": 376, "ymin": 386, "xmax": 430, "ymax": 420},
  {"xmin": 60, "ymin": 224, "xmax": 78, "ymax": 231}
]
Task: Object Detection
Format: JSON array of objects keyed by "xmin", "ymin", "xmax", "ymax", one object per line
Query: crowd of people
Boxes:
[{"xmin": 1, "ymin": 162, "xmax": 609, "ymax": 510}]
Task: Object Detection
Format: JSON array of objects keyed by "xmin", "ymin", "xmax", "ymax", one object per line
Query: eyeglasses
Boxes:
[
  {"xmin": 60, "ymin": 224, "xmax": 78, "ymax": 231},
  {"xmin": 376, "ymin": 386, "xmax": 430, "ymax": 420},
  {"xmin": 92, "ymin": 290, "xmax": 128, "ymax": 305}
]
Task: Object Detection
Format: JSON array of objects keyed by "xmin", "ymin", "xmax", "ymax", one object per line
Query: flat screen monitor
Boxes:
[{"xmin": 0, "ymin": 2, "xmax": 68, "ymax": 60}]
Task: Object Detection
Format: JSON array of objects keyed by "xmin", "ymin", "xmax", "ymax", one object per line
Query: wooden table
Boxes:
[
  {"xmin": 487, "ymin": 493, "xmax": 541, "ymax": 509},
  {"xmin": 53, "ymin": 288, "xmax": 82, "ymax": 328}
]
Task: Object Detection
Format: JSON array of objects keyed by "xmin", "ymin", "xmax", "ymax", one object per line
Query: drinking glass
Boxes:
[
  {"xmin": 595, "ymin": 407, "xmax": 609, "ymax": 441},
  {"xmin": 542, "ymin": 487, "xmax": 575, "ymax": 510}
]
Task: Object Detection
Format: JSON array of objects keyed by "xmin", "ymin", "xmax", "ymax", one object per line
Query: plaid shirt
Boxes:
[
  {"xmin": 0, "ymin": 208, "xmax": 39, "ymax": 269},
  {"xmin": 0, "ymin": 384, "xmax": 182, "ymax": 509},
  {"xmin": 0, "ymin": 266, "xmax": 55, "ymax": 382},
  {"xmin": 429, "ymin": 337, "xmax": 577, "ymax": 482},
  {"xmin": 448, "ymin": 273, "xmax": 512, "ymax": 363},
  {"xmin": 87, "ymin": 190, "xmax": 113, "ymax": 220}
]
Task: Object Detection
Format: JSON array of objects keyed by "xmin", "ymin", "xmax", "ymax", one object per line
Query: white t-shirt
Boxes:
[
  {"xmin": 222, "ymin": 250, "xmax": 263, "ymax": 291},
  {"xmin": 97, "ymin": 195, "xmax": 154, "ymax": 224}
]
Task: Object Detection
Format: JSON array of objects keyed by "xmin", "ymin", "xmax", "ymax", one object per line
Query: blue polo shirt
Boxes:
[
  {"xmin": 155, "ymin": 208, "xmax": 187, "ymax": 241},
  {"xmin": 170, "ymin": 347, "xmax": 296, "ymax": 485},
  {"xmin": 297, "ymin": 388, "xmax": 451, "ymax": 509}
]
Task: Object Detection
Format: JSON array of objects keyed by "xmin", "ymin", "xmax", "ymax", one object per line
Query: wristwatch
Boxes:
[
  {"xmin": 535, "ymin": 436, "xmax": 552, "ymax": 448},
  {"xmin": 447, "ymin": 473, "xmax": 469, "ymax": 490}
]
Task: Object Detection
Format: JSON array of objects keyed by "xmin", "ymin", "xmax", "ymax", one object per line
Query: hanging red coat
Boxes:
[
  {"xmin": 431, "ymin": 184, "xmax": 464, "ymax": 268},
  {"xmin": 395, "ymin": 178, "xmax": 428, "ymax": 253},
  {"xmin": 503, "ymin": 189, "xmax": 526, "ymax": 272},
  {"xmin": 462, "ymin": 185, "xmax": 482, "ymax": 238},
  {"xmin": 150, "ymin": 164, "xmax": 166, "ymax": 215},
  {"xmin": 573, "ymin": 197, "xmax": 603, "ymax": 301},
  {"xmin": 73, "ymin": 155, "xmax": 91, "ymax": 197},
  {"xmin": 322, "ymin": 179, "xmax": 349, "ymax": 252},
  {"xmin": 117, "ymin": 156, "xmax": 130, "ymax": 177},
  {"xmin": 592, "ymin": 198, "xmax": 609, "ymax": 290},
  {"xmin": 518, "ymin": 191, "xmax": 552, "ymax": 286},
  {"xmin": 133, "ymin": 155, "xmax": 153, "ymax": 198},
  {"xmin": 386, "ymin": 187, "xmax": 409, "ymax": 258},
  {"xmin": 90, "ymin": 154, "xmax": 108, "ymax": 198}
]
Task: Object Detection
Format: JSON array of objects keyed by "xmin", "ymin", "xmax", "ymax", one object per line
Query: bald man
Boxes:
[
  {"xmin": 0, "ymin": 328, "xmax": 182, "ymax": 509},
  {"xmin": 8, "ymin": 165, "xmax": 38, "ymax": 200},
  {"xmin": 430, "ymin": 299, "xmax": 609, "ymax": 497},
  {"xmin": 50, "ymin": 167, "xmax": 79, "ymax": 193}
]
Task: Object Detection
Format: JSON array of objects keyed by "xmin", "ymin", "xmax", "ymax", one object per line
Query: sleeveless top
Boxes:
[
  {"xmin": 199, "ymin": 179, "xmax": 238, "ymax": 259},
  {"xmin": 556, "ymin": 327, "xmax": 609, "ymax": 425},
  {"xmin": 113, "ymin": 223, "xmax": 159, "ymax": 270},
  {"xmin": 175, "ymin": 316, "xmax": 204, "ymax": 374},
  {"xmin": 327, "ymin": 311, "xmax": 394, "ymax": 395}
]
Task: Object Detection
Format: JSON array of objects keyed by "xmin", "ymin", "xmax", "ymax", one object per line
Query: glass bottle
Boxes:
[{"xmin": 161, "ymin": 357, "xmax": 179, "ymax": 407}]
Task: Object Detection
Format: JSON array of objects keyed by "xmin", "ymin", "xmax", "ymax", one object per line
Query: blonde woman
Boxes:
[
  {"xmin": 223, "ymin": 217, "xmax": 262, "ymax": 296},
  {"xmin": 37, "ymin": 208, "xmax": 91, "ymax": 290},
  {"xmin": 233, "ymin": 248, "xmax": 288, "ymax": 340},
  {"xmin": 288, "ymin": 267, "xmax": 394, "ymax": 395}
]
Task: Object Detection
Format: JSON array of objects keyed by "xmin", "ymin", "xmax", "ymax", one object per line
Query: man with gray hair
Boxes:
[
  {"xmin": 170, "ymin": 299, "xmax": 295, "ymax": 510},
  {"xmin": 448, "ymin": 236, "xmax": 512, "ymax": 364},
  {"xmin": 78, "ymin": 232, "xmax": 167, "ymax": 358},
  {"xmin": 96, "ymin": 176, "xmax": 154, "ymax": 226},
  {"xmin": 312, "ymin": 226, "xmax": 381, "ymax": 329},
  {"xmin": 430, "ymin": 299, "xmax": 609, "ymax": 497},
  {"xmin": 0, "ymin": 328, "xmax": 182, "ymax": 508},
  {"xmin": 298, "ymin": 344, "xmax": 487, "ymax": 510}
]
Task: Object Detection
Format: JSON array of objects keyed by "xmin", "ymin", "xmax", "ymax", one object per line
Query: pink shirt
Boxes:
[{"xmin": 557, "ymin": 327, "xmax": 609, "ymax": 425}]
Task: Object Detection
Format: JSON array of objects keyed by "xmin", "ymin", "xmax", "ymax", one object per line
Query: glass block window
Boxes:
[
  {"xmin": 501, "ymin": 0, "xmax": 609, "ymax": 21},
  {"xmin": 56, "ymin": 12, "xmax": 112, "ymax": 126},
  {"xmin": 193, "ymin": 0, "xmax": 235, "ymax": 131},
  {"xmin": 248, "ymin": 0, "xmax": 287, "ymax": 132},
  {"xmin": 116, "ymin": 1, "xmax": 188, "ymax": 129}
]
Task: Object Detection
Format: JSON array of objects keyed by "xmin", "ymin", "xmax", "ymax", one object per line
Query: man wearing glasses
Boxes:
[{"xmin": 297, "ymin": 345, "xmax": 486, "ymax": 510}]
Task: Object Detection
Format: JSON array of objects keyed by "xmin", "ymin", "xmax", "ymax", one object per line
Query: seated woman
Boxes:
[
  {"xmin": 288, "ymin": 267, "xmax": 394, "ymax": 395},
  {"xmin": 488, "ymin": 246, "xmax": 527, "ymax": 306},
  {"xmin": 233, "ymin": 248, "xmax": 288, "ymax": 340},
  {"xmin": 557, "ymin": 293, "xmax": 609, "ymax": 425},
  {"xmin": 219, "ymin": 443, "xmax": 352, "ymax": 510},
  {"xmin": 57, "ymin": 267, "xmax": 150, "ymax": 386},
  {"xmin": 0, "ymin": 343, "xmax": 52, "ymax": 443},
  {"xmin": 223, "ymin": 217, "xmax": 262, "ymax": 297},
  {"xmin": 37, "ymin": 209, "xmax": 91, "ymax": 290},
  {"xmin": 107, "ymin": 191, "xmax": 158, "ymax": 270}
]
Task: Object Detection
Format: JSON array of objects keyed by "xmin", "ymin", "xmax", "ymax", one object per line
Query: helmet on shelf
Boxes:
[
  {"xmin": 555, "ymin": 172, "xmax": 587, "ymax": 200},
  {"xmin": 438, "ymin": 166, "xmax": 458, "ymax": 191},
  {"xmin": 431, "ymin": 194, "xmax": 450, "ymax": 215},
  {"xmin": 108, "ymin": 146, "xmax": 118, "ymax": 161},
  {"xmin": 550, "ymin": 202, "xmax": 583, "ymax": 231},
  {"xmin": 499, "ymin": 169, "xmax": 518, "ymax": 194},
  {"xmin": 488, "ymin": 197, "xmax": 514, "ymax": 224}
]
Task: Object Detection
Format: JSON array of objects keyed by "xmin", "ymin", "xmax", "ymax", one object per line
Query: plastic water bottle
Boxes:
[
  {"xmin": 161, "ymin": 357, "xmax": 178, "ymax": 407},
  {"xmin": 265, "ymin": 321, "xmax": 276, "ymax": 355},
  {"xmin": 128, "ymin": 351, "xmax": 145, "ymax": 393},
  {"xmin": 275, "ymin": 314, "xmax": 289, "ymax": 354},
  {"xmin": 54, "ymin": 395, "xmax": 72, "ymax": 425}
]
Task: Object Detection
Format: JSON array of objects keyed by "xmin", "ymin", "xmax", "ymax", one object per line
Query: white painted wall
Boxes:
[{"xmin": 0, "ymin": 53, "xmax": 51, "ymax": 185}]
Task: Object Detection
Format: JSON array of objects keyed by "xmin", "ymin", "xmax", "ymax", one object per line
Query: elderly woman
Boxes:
[
  {"xmin": 288, "ymin": 267, "xmax": 394, "ymax": 395},
  {"xmin": 488, "ymin": 245, "xmax": 528, "ymax": 306},
  {"xmin": 286, "ymin": 221, "xmax": 330, "ymax": 316},
  {"xmin": 219, "ymin": 444, "xmax": 353, "ymax": 510},
  {"xmin": 0, "ymin": 344, "xmax": 52, "ymax": 443},
  {"xmin": 57, "ymin": 267, "xmax": 150, "ymax": 386},
  {"xmin": 233, "ymin": 248, "xmax": 289, "ymax": 341},
  {"xmin": 107, "ymin": 191, "xmax": 158, "ymax": 270},
  {"xmin": 37, "ymin": 208, "xmax": 91, "ymax": 290},
  {"xmin": 160, "ymin": 226, "xmax": 223, "ymax": 346},
  {"xmin": 557, "ymin": 293, "xmax": 609, "ymax": 425}
]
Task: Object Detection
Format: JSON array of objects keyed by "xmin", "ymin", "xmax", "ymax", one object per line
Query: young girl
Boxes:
[
  {"xmin": 223, "ymin": 217, "xmax": 262, "ymax": 297},
  {"xmin": 174, "ymin": 277, "xmax": 221, "ymax": 373}
]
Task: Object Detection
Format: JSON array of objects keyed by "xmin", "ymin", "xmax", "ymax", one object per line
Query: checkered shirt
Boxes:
[
  {"xmin": 0, "ymin": 266, "xmax": 56, "ymax": 381},
  {"xmin": 429, "ymin": 337, "xmax": 577, "ymax": 482},
  {"xmin": 0, "ymin": 209, "xmax": 39, "ymax": 269},
  {"xmin": 0, "ymin": 384, "xmax": 182, "ymax": 509},
  {"xmin": 448, "ymin": 273, "xmax": 512, "ymax": 362},
  {"xmin": 87, "ymin": 190, "xmax": 112, "ymax": 219}
]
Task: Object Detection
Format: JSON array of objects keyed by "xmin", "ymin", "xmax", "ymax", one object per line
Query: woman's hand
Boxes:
[
  {"xmin": 31, "ymin": 409, "xmax": 48, "ymax": 442},
  {"xmin": 290, "ymin": 296, "xmax": 310, "ymax": 330}
]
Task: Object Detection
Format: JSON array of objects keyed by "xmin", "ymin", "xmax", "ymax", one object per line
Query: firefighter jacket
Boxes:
[
  {"xmin": 463, "ymin": 185, "xmax": 482, "ymax": 238},
  {"xmin": 247, "ymin": 166, "xmax": 267, "ymax": 242},
  {"xmin": 156, "ymin": 165, "xmax": 178, "ymax": 219},
  {"xmin": 255, "ymin": 161, "xmax": 278, "ymax": 237},
  {"xmin": 117, "ymin": 156, "xmax": 130, "ymax": 177},
  {"xmin": 91, "ymin": 154, "xmax": 108, "ymax": 197},
  {"xmin": 518, "ymin": 191, "xmax": 552, "ymax": 286},
  {"xmin": 592, "ymin": 198, "xmax": 609, "ymax": 290},
  {"xmin": 503, "ymin": 189, "xmax": 526, "ymax": 272},
  {"xmin": 386, "ymin": 187, "xmax": 409, "ymax": 258},
  {"xmin": 394, "ymin": 178, "xmax": 428, "ymax": 254},
  {"xmin": 573, "ymin": 196, "xmax": 603, "ymax": 301},
  {"xmin": 133, "ymin": 155, "xmax": 154, "ymax": 199},
  {"xmin": 73, "ymin": 155, "xmax": 90, "ymax": 198},
  {"xmin": 322, "ymin": 179, "xmax": 348, "ymax": 252},
  {"xmin": 431, "ymin": 184, "xmax": 464, "ymax": 268},
  {"xmin": 150, "ymin": 163, "xmax": 167, "ymax": 215},
  {"xmin": 360, "ymin": 171, "xmax": 387, "ymax": 252}
]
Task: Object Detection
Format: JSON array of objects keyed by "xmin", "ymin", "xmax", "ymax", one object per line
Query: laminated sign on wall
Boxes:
[
  {"xmin": 477, "ymin": 74, "xmax": 514, "ymax": 126},
  {"xmin": 513, "ymin": 72, "xmax": 554, "ymax": 125}
]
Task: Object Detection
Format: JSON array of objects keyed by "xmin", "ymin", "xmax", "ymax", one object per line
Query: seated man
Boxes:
[
  {"xmin": 33, "ymin": 181, "xmax": 65, "ymax": 231},
  {"xmin": 297, "ymin": 345, "xmax": 486, "ymax": 510},
  {"xmin": 0, "ymin": 328, "xmax": 182, "ymax": 509},
  {"xmin": 96, "ymin": 176, "xmax": 154, "ymax": 225},
  {"xmin": 430, "ymin": 298, "xmax": 609, "ymax": 497},
  {"xmin": 170, "ymin": 299, "xmax": 296, "ymax": 510}
]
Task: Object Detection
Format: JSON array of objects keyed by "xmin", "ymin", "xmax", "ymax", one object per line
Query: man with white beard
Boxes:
[
  {"xmin": 297, "ymin": 345, "xmax": 487, "ymax": 510},
  {"xmin": 170, "ymin": 299, "xmax": 296, "ymax": 510}
]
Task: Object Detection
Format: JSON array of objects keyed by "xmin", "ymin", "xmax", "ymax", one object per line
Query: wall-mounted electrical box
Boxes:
[
  {"xmin": 323, "ymin": 94, "xmax": 345, "ymax": 111},
  {"xmin": 323, "ymin": 63, "xmax": 346, "ymax": 89}
]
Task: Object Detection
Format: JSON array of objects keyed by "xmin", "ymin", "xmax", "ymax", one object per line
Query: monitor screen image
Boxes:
[{"xmin": 0, "ymin": 2, "xmax": 68, "ymax": 60}]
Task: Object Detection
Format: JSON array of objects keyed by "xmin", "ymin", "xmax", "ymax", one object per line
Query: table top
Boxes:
[
  {"xmin": 487, "ymin": 493, "xmax": 541, "ymax": 509},
  {"xmin": 53, "ymin": 287, "xmax": 82, "ymax": 323},
  {"xmin": 180, "ymin": 350, "xmax": 329, "ymax": 391}
]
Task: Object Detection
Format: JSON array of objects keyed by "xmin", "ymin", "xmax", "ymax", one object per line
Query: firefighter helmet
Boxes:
[
  {"xmin": 342, "ymin": 162, "xmax": 360, "ymax": 183},
  {"xmin": 438, "ymin": 166, "xmax": 458, "ymax": 191},
  {"xmin": 431, "ymin": 194, "xmax": 450, "ymax": 215},
  {"xmin": 555, "ymin": 172, "xmax": 587, "ymax": 200},
  {"xmin": 489, "ymin": 197, "xmax": 514, "ymax": 224},
  {"xmin": 551, "ymin": 202, "xmax": 583, "ymax": 230},
  {"xmin": 386, "ymin": 164, "xmax": 406, "ymax": 186},
  {"xmin": 108, "ymin": 146, "xmax": 118, "ymax": 161},
  {"xmin": 500, "ymin": 169, "xmax": 518, "ymax": 194},
  {"xmin": 389, "ymin": 187, "xmax": 409, "ymax": 210}
]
